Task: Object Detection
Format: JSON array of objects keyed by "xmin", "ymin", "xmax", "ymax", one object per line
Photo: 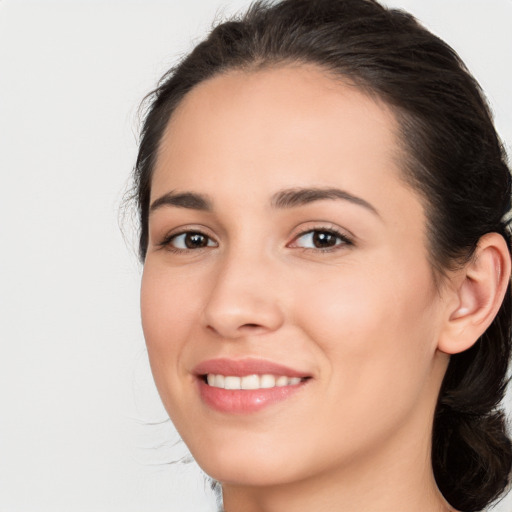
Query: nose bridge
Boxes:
[{"xmin": 202, "ymin": 240, "xmax": 284, "ymax": 338}]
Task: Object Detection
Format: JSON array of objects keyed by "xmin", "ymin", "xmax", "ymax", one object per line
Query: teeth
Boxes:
[
  {"xmin": 260, "ymin": 374, "xmax": 275, "ymax": 388},
  {"xmin": 241, "ymin": 374, "xmax": 260, "ymax": 390},
  {"xmin": 224, "ymin": 376, "xmax": 241, "ymax": 390},
  {"xmin": 214, "ymin": 374, "xmax": 225, "ymax": 388},
  {"xmin": 205, "ymin": 373, "xmax": 304, "ymax": 389},
  {"xmin": 276, "ymin": 376, "xmax": 288, "ymax": 387}
]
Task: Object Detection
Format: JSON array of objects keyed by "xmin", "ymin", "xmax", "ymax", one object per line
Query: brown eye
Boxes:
[
  {"xmin": 168, "ymin": 232, "xmax": 217, "ymax": 250},
  {"xmin": 291, "ymin": 229, "xmax": 352, "ymax": 250},
  {"xmin": 184, "ymin": 233, "xmax": 209, "ymax": 248},
  {"xmin": 312, "ymin": 231, "xmax": 338, "ymax": 248}
]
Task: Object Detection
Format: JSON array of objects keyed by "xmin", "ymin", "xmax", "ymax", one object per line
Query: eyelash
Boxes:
[
  {"xmin": 158, "ymin": 227, "xmax": 353, "ymax": 254},
  {"xmin": 158, "ymin": 230, "xmax": 217, "ymax": 254},
  {"xmin": 290, "ymin": 227, "xmax": 353, "ymax": 253}
]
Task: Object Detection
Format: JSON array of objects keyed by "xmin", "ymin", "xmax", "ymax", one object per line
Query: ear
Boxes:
[{"xmin": 437, "ymin": 232, "xmax": 511, "ymax": 355}]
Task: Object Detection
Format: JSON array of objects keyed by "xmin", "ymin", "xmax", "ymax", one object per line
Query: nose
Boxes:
[{"xmin": 201, "ymin": 249, "xmax": 285, "ymax": 339}]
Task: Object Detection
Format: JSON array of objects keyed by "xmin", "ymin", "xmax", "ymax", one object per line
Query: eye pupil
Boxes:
[
  {"xmin": 185, "ymin": 233, "xmax": 208, "ymax": 248},
  {"xmin": 313, "ymin": 231, "xmax": 337, "ymax": 248}
]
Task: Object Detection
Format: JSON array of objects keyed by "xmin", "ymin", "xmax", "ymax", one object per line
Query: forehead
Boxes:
[{"xmin": 151, "ymin": 64, "xmax": 414, "ymax": 218}]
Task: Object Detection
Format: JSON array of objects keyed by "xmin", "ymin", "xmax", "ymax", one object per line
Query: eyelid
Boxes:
[
  {"xmin": 154, "ymin": 222, "xmax": 354, "ymax": 254},
  {"xmin": 170, "ymin": 232, "xmax": 217, "ymax": 249},
  {"xmin": 157, "ymin": 225, "xmax": 219, "ymax": 252},
  {"xmin": 287, "ymin": 224, "xmax": 354, "ymax": 251}
]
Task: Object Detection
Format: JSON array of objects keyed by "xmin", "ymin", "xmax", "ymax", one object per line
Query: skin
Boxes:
[{"xmin": 140, "ymin": 64, "xmax": 476, "ymax": 511}]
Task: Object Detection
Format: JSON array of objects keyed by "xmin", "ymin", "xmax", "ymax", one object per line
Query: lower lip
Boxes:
[{"xmin": 197, "ymin": 379, "xmax": 307, "ymax": 414}]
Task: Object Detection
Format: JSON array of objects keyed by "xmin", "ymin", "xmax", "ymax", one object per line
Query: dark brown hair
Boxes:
[{"xmin": 133, "ymin": 1, "xmax": 512, "ymax": 510}]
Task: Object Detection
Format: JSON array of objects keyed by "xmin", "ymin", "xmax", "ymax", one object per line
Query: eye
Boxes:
[
  {"xmin": 163, "ymin": 231, "xmax": 217, "ymax": 252},
  {"xmin": 290, "ymin": 229, "xmax": 352, "ymax": 251}
]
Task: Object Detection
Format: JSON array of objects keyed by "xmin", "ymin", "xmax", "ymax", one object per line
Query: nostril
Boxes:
[
  {"xmin": 239, "ymin": 323, "xmax": 268, "ymax": 334},
  {"xmin": 206, "ymin": 322, "xmax": 268, "ymax": 338}
]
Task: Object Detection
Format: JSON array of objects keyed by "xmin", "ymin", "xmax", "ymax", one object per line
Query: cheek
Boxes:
[
  {"xmin": 293, "ymin": 255, "xmax": 437, "ymax": 342},
  {"xmin": 290, "ymin": 254, "xmax": 440, "ymax": 416},
  {"xmin": 140, "ymin": 262, "xmax": 199, "ymax": 395}
]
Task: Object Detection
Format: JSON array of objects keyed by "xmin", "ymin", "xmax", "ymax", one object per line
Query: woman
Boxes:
[{"xmin": 132, "ymin": 0, "xmax": 512, "ymax": 510}]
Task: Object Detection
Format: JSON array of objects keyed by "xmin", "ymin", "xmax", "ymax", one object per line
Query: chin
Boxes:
[
  {"xmin": 188, "ymin": 436, "xmax": 311, "ymax": 488},
  {"xmin": 201, "ymin": 460, "xmax": 300, "ymax": 488}
]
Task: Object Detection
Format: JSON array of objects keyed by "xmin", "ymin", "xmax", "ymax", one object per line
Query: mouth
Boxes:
[
  {"xmin": 203, "ymin": 373, "xmax": 306, "ymax": 390},
  {"xmin": 193, "ymin": 358, "xmax": 312, "ymax": 414}
]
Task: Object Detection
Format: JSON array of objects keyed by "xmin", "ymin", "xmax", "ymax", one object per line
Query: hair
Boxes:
[{"xmin": 132, "ymin": 0, "xmax": 512, "ymax": 510}]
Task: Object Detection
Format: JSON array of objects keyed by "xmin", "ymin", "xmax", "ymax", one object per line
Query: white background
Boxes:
[{"xmin": 0, "ymin": 1, "xmax": 511, "ymax": 511}]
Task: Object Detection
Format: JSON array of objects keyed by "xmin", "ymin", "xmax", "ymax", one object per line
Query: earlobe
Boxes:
[{"xmin": 438, "ymin": 232, "xmax": 511, "ymax": 355}]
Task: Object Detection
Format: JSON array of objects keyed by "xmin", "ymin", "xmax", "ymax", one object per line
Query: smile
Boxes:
[
  {"xmin": 194, "ymin": 358, "xmax": 311, "ymax": 413},
  {"xmin": 206, "ymin": 374, "xmax": 304, "ymax": 389}
]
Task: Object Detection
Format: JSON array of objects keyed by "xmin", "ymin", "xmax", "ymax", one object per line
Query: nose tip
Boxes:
[{"xmin": 205, "ymin": 297, "xmax": 282, "ymax": 339}]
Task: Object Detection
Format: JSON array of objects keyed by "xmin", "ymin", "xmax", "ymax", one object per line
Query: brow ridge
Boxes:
[
  {"xmin": 150, "ymin": 191, "xmax": 212, "ymax": 212},
  {"xmin": 271, "ymin": 187, "xmax": 379, "ymax": 215},
  {"xmin": 149, "ymin": 187, "xmax": 379, "ymax": 217}
]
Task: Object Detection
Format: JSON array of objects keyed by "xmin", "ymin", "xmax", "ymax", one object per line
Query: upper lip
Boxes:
[{"xmin": 193, "ymin": 358, "xmax": 310, "ymax": 378}]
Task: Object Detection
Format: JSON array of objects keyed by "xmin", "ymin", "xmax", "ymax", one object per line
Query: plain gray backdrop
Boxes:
[{"xmin": 0, "ymin": 1, "xmax": 511, "ymax": 511}]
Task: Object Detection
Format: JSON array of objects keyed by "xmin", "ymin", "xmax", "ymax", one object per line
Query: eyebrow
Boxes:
[
  {"xmin": 149, "ymin": 187, "xmax": 379, "ymax": 217},
  {"xmin": 271, "ymin": 187, "xmax": 380, "ymax": 216},
  {"xmin": 150, "ymin": 191, "xmax": 212, "ymax": 212}
]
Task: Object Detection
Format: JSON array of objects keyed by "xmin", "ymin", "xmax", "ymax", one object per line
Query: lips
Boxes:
[
  {"xmin": 194, "ymin": 358, "xmax": 309, "ymax": 378},
  {"xmin": 193, "ymin": 358, "xmax": 311, "ymax": 414}
]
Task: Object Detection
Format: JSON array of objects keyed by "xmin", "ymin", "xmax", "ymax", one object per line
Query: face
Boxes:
[{"xmin": 141, "ymin": 65, "xmax": 450, "ymax": 488}]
